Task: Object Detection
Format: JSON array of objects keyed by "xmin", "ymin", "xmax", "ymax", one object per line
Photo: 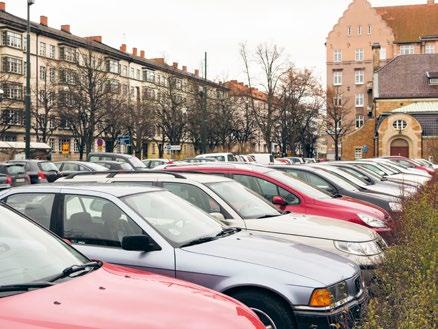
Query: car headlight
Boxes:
[
  {"xmin": 389, "ymin": 202, "xmax": 402, "ymax": 212},
  {"xmin": 358, "ymin": 213, "xmax": 386, "ymax": 228},
  {"xmin": 334, "ymin": 240, "xmax": 383, "ymax": 256},
  {"xmin": 309, "ymin": 281, "xmax": 349, "ymax": 308}
]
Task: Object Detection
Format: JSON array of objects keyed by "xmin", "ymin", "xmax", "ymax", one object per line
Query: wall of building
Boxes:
[{"xmin": 341, "ymin": 118, "xmax": 375, "ymax": 160}]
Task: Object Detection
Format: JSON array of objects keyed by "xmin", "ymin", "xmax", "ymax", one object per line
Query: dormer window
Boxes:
[
  {"xmin": 2, "ymin": 31, "xmax": 22, "ymax": 49},
  {"xmin": 426, "ymin": 72, "xmax": 438, "ymax": 85}
]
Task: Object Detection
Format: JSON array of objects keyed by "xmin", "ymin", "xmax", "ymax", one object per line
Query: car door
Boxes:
[{"xmin": 59, "ymin": 192, "xmax": 176, "ymax": 277}]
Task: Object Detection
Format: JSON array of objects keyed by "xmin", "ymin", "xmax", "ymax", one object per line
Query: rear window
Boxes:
[
  {"xmin": 120, "ymin": 163, "xmax": 134, "ymax": 170},
  {"xmin": 38, "ymin": 162, "xmax": 58, "ymax": 172},
  {"xmin": 6, "ymin": 165, "xmax": 25, "ymax": 175}
]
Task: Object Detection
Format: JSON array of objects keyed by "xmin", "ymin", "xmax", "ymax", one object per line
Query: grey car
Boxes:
[{"xmin": 0, "ymin": 184, "xmax": 366, "ymax": 329}]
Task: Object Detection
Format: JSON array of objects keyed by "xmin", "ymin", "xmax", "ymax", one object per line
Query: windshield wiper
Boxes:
[
  {"xmin": 332, "ymin": 193, "xmax": 343, "ymax": 198},
  {"xmin": 180, "ymin": 236, "xmax": 218, "ymax": 248},
  {"xmin": 255, "ymin": 214, "xmax": 282, "ymax": 219},
  {"xmin": 50, "ymin": 261, "xmax": 102, "ymax": 282},
  {"xmin": 0, "ymin": 282, "xmax": 54, "ymax": 293},
  {"xmin": 216, "ymin": 227, "xmax": 241, "ymax": 237}
]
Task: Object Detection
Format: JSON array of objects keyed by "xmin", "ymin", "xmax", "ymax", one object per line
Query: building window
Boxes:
[
  {"xmin": 143, "ymin": 87, "xmax": 156, "ymax": 99},
  {"xmin": 3, "ymin": 84, "xmax": 23, "ymax": 100},
  {"xmin": 334, "ymin": 49, "xmax": 342, "ymax": 63},
  {"xmin": 39, "ymin": 66, "xmax": 46, "ymax": 81},
  {"xmin": 357, "ymin": 25, "xmax": 362, "ymax": 35},
  {"xmin": 59, "ymin": 69, "xmax": 76, "ymax": 85},
  {"xmin": 60, "ymin": 46, "xmax": 77, "ymax": 62},
  {"xmin": 347, "ymin": 26, "xmax": 352, "ymax": 36},
  {"xmin": 355, "ymin": 70, "xmax": 364, "ymax": 84},
  {"xmin": 400, "ymin": 44, "xmax": 415, "ymax": 55},
  {"xmin": 355, "ymin": 94, "xmax": 364, "ymax": 107},
  {"xmin": 425, "ymin": 44, "xmax": 435, "ymax": 54},
  {"xmin": 2, "ymin": 31, "xmax": 22, "ymax": 49},
  {"xmin": 355, "ymin": 48, "xmax": 364, "ymax": 61},
  {"xmin": 73, "ymin": 139, "xmax": 79, "ymax": 153},
  {"xmin": 333, "ymin": 71, "xmax": 342, "ymax": 86},
  {"xmin": 130, "ymin": 67, "xmax": 135, "ymax": 79},
  {"xmin": 380, "ymin": 47, "xmax": 387, "ymax": 60},
  {"xmin": 48, "ymin": 138, "xmax": 55, "ymax": 150},
  {"xmin": 2, "ymin": 109, "xmax": 23, "ymax": 125},
  {"xmin": 39, "ymin": 42, "xmax": 46, "ymax": 57},
  {"xmin": 121, "ymin": 84, "xmax": 128, "ymax": 95},
  {"xmin": 107, "ymin": 59, "xmax": 120, "ymax": 74},
  {"xmin": 368, "ymin": 24, "xmax": 372, "ymax": 35},
  {"xmin": 58, "ymin": 138, "xmax": 71, "ymax": 153},
  {"xmin": 136, "ymin": 69, "xmax": 141, "ymax": 80},
  {"xmin": 122, "ymin": 65, "xmax": 128, "ymax": 77},
  {"xmin": 354, "ymin": 147, "xmax": 363, "ymax": 159},
  {"xmin": 355, "ymin": 115, "xmax": 364, "ymax": 128},
  {"xmin": 333, "ymin": 95, "xmax": 342, "ymax": 107},
  {"xmin": 107, "ymin": 80, "xmax": 120, "ymax": 93},
  {"xmin": 49, "ymin": 45, "xmax": 56, "ymax": 59},
  {"xmin": 2, "ymin": 57, "xmax": 23, "ymax": 74},
  {"xmin": 393, "ymin": 120, "xmax": 407, "ymax": 130},
  {"xmin": 49, "ymin": 68, "xmax": 56, "ymax": 82},
  {"xmin": 145, "ymin": 70, "xmax": 155, "ymax": 83},
  {"xmin": 175, "ymin": 79, "xmax": 183, "ymax": 90}
]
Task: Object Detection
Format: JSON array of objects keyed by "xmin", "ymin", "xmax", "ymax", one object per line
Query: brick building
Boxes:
[{"xmin": 326, "ymin": 0, "xmax": 438, "ymax": 160}]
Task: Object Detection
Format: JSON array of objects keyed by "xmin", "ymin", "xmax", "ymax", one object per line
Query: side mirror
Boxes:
[
  {"xmin": 210, "ymin": 212, "xmax": 230, "ymax": 225},
  {"xmin": 272, "ymin": 195, "xmax": 287, "ymax": 206},
  {"xmin": 121, "ymin": 235, "xmax": 161, "ymax": 252}
]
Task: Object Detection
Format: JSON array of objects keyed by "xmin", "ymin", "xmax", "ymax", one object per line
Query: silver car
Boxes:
[{"xmin": 0, "ymin": 184, "xmax": 366, "ymax": 329}]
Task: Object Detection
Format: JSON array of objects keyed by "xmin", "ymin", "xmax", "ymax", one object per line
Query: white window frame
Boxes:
[
  {"xmin": 39, "ymin": 66, "xmax": 46, "ymax": 81},
  {"xmin": 400, "ymin": 44, "xmax": 415, "ymax": 55},
  {"xmin": 380, "ymin": 47, "xmax": 387, "ymax": 60},
  {"xmin": 354, "ymin": 147, "xmax": 363, "ymax": 160},
  {"xmin": 49, "ymin": 45, "xmax": 56, "ymax": 59},
  {"xmin": 355, "ymin": 48, "xmax": 364, "ymax": 61},
  {"xmin": 355, "ymin": 70, "xmax": 364, "ymax": 85},
  {"xmin": 355, "ymin": 93, "xmax": 364, "ymax": 107},
  {"xmin": 3, "ymin": 57, "xmax": 23, "ymax": 74},
  {"xmin": 3, "ymin": 31, "xmax": 22, "ymax": 49},
  {"xmin": 355, "ymin": 115, "xmax": 364, "ymax": 128},
  {"xmin": 333, "ymin": 71, "xmax": 342, "ymax": 86},
  {"xmin": 334, "ymin": 49, "xmax": 342, "ymax": 63},
  {"xmin": 425, "ymin": 44, "xmax": 435, "ymax": 54},
  {"xmin": 39, "ymin": 42, "xmax": 46, "ymax": 57},
  {"xmin": 357, "ymin": 25, "xmax": 362, "ymax": 35},
  {"xmin": 108, "ymin": 59, "xmax": 119, "ymax": 74}
]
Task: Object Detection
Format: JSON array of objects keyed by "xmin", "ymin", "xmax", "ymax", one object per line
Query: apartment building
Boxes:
[
  {"xmin": 0, "ymin": 1, "xmax": 227, "ymax": 160},
  {"xmin": 325, "ymin": 0, "xmax": 438, "ymax": 160}
]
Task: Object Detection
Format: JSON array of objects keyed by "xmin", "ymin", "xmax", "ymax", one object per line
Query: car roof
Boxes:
[
  {"xmin": 10, "ymin": 183, "xmax": 162, "ymax": 197},
  {"xmin": 171, "ymin": 162, "xmax": 273, "ymax": 173},
  {"xmin": 89, "ymin": 152, "xmax": 132, "ymax": 158}
]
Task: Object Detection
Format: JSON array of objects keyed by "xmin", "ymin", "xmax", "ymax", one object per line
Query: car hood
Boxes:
[
  {"xmin": 184, "ymin": 231, "xmax": 358, "ymax": 286},
  {"xmin": 314, "ymin": 196, "xmax": 387, "ymax": 219},
  {"xmin": 0, "ymin": 263, "xmax": 261, "ymax": 329},
  {"xmin": 244, "ymin": 213, "xmax": 377, "ymax": 242}
]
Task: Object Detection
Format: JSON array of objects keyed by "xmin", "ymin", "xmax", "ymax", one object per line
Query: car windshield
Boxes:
[
  {"xmin": 378, "ymin": 162, "xmax": 402, "ymax": 173},
  {"xmin": 123, "ymin": 191, "xmax": 223, "ymax": 247},
  {"xmin": 266, "ymin": 170, "xmax": 332, "ymax": 199},
  {"xmin": 85, "ymin": 162, "xmax": 109, "ymax": 171},
  {"xmin": 313, "ymin": 168, "xmax": 362, "ymax": 191},
  {"xmin": 5, "ymin": 165, "xmax": 25, "ymax": 175},
  {"xmin": 0, "ymin": 206, "xmax": 88, "ymax": 287},
  {"xmin": 358, "ymin": 163, "xmax": 388, "ymax": 176},
  {"xmin": 206, "ymin": 181, "xmax": 280, "ymax": 219},
  {"xmin": 129, "ymin": 156, "xmax": 146, "ymax": 168},
  {"xmin": 38, "ymin": 162, "xmax": 58, "ymax": 172},
  {"xmin": 337, "ymin": 166, "xmax": 374, "ymax": 185},
  {"xmin": 206, "ymin": 155, "xmax": 225, "ymax": 161},
  {"xmin": 318, "ymin": 166, "xmax": 366, "ymax": 188}
]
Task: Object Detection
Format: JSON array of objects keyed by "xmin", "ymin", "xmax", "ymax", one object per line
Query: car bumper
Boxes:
[
  {"xmin": 294, "ymin": 292, "xmax": 368, "ymax": 329},
  {"xmin": 374, "ymin": 227, "xmax": 394, "ymax": 245}
]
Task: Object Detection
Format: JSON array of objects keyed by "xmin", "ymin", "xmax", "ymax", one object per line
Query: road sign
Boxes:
[
  {"xmin": 62, "ymin": 142, "xmax": 70, "ymax": 155},
  {"xmin": 117, "ymin": 135, "xmax": 131, "ymax": 146},
  {"xmin": 96, "ymin": 138, "xmax": 105, "ymax": 152},
  {"xmin": 362, "ymin": 145, "xmax": 369, "ymax": 154}
]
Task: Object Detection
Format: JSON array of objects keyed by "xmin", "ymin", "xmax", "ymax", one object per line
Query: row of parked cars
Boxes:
[{"xmin": 0, "ymin": 153, "xmax": 435, "ymax": 329}]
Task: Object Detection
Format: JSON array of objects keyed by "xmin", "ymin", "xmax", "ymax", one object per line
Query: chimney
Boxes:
[
  {"xmin": 194, "ymin": 69, "xmax": 199, "ymax": 77},
  {"xmin": 120, "ymin": 44, "xmax": 127, "ymax": 52},
  {"xmin": 40, "ymin": 16, "xmax": 48, "ymax": 26},
  {"xmin": 172, "ymin": 62, "xmax": 178, "ymax": 69},
  {"xmin": 372, "ymin": 43, "xmax": 381, "ymax": 72},
  {"xmin": 0, "ymin": 2, "xmax": 5, "ymax": 12},
  {"xmin": 427, "ymin": 0, "xmax": 435, "ymax": 4},
  {"xmin": 140, "ymin": 50, "xmax": 145, "ymax": 58},
  {"xmin": 152, "ymin": 58, "xmax": 165, "ymax": 65},
  {"xmin": 182, "ymin": 65, "xmax": 187, "ymax": 72},
  {"xmin": 132, "ymin": 47, "xmax": 137, "ymax": 56},
  {"xmin": 61, "ymin": 24, "xmax": 71, "ymax": 33},
  {"xmin": 86, "ymin": 36, "xmax": 102, "ymax": 43}
]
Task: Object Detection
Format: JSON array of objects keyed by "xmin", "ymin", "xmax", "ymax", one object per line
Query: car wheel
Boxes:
[{"xmin": 231, "ymin": 290, "xmax": 296, "ymax": 329}]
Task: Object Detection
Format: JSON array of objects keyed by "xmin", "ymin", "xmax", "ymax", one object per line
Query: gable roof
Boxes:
[
  {"xmin": 377, "ymin": 54, "xmax": 438, "ymax": 99},
  {"xmin": 374, "ymin": 3, "xmax": 438, "ymax": 43},
  {"xmin": 392, "ymin": 102, "xmax": 438, "ymax": 114}
]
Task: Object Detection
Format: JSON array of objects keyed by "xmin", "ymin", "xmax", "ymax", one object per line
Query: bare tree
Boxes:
[
  {"xmin": 240, "ymin": 43, "xmax": 285, "ymax": 153},
  {"xmin": 0, "ymin": 72, "xmax": 25, "ymax": 140},
  {"xmin": 57, "ymin": 45, "xmax": 120, "ymax": 159},
  {"xmin": 32, "ymin": 60, "xmax": 59, "ymax": 143},
  {"xmin": 325, "ymin": 86, "xmax": 354, "ymax": 160}
]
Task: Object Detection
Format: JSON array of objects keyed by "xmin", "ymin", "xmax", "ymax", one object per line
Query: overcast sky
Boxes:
[{"xmin": 6, "ymin": 0, "xmax": 425, "ymax": 85}]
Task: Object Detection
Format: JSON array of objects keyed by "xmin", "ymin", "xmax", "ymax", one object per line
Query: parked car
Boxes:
[
  {"xmin": 304, "ymin": 158, "xmax": 317, "ymax": 163},
  {"xmin": 184, "ymin": 157, "xmax": 217, "ymax": 163},
  {"xmin": 272, "ymin": 165, "xmax": 402, "ymax": 215},
  {"xmin": 195, "ymin": 153, "xmax": 237, "ymax": 162},
  {"xmin": 143, "ymin": 158, "xmax": 174, "ymax": 169},
  {"xmin": 236, "ymin": 155, "xmax": 255, "ymax": 162},
  {"xmin": 248, "ymin": 153, "xmax": 274, "ymax": 165},
  {"xmin": 288, "ymin": 157, "xmax": 305, "ymax": 164},
  {"xmin": 88, "ymin": 152, "xmax": 147, "ymax": 171},
  {"xmin": 366, "ymin": 159, "xmax": 431, "ymax": 183},
  {"xmin": 59, "ymin": 171, "xmax": 386, "ymax": 272},
  {"xmin": 0, "ymin": 203, "xmax": 264, "ymax": 329},
  {"xmin": 54, "ymin": 161, "xmax": 109, "ymax": 176},
  {"xmin": 8, "ymin": 159, "xmax": 61, "ymax": 183},
  {"xmin": 92, "ymin": 160, "xmax": 135, "ymax": 171},
  {"xmin": 1, "ymin": 184, "xmax": 367, "ymax": 329},
  {"xmin": 381, "ymin": 156, "xmax": 435, "ymax": 175},
  {"xmin": 0, "ymin": 163, "xmax": 30, "ymax": 187},
  {"xmin": 169, "ymin": 164, "xmax": 395, "ymax": 242},
  {"xmin": 414, "ymin": 158, "xmax": 438, "ymax": 169}
]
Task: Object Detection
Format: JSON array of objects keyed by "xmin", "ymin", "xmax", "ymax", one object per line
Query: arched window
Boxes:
[{"xmin": 393, "ymin": 119, "xmax": 407, "ymax": 130}]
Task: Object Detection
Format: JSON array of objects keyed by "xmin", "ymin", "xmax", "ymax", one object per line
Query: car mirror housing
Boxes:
[
  {"xmin": 122, "ymin": 235, "xmax": 161, "ymax": 252},
  {"xmin": 272, "ymin": 195, "xmax": 287, "ymax": 206},
  {"xmin": 209, "ymin": 212, "xmax": 226, "ymax": 222}
]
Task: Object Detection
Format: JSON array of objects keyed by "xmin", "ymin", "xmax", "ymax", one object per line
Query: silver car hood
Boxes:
[
  {"xmin": 184, "ymin": 231, "xmax": 358, "ymax": 286},
  {"xmin": 244, "ymin": 213, "xmax": 377, "ymax": 242}
]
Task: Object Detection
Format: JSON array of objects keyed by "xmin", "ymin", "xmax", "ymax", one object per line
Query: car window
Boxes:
[
  {"xmin": 5, "ymin": 193, "xmax": 55, "ymax": 229},
  {"xmin": 62, "ymin": 163, "xmax": 80, "ymax": 172},
  {"xmin": 5, "ymin": 165, "xmax": 25, "ymax": 175},
  {"xmin": 162, "ymin": 182, "xmax": 222, "ymax": 215},
  {"xmin": 233, "ymin": 175, "xmax": 262, "ymax": 195},
  {"xmin": 227, "ymin": 154, "xmax": 236, "ymax": 162},
  {"xmin": 63, "ymin": 195, "xmax": 143, "ymax": 247},
  {"xmin": 120, "ymin": 163, "xmax": 134, "ymax": 170},
  {"xmin": 38, "ymin": 162, "xmax": 58, "ymax": 172},
  {"xmin": 305, "ymin": 172, "xmax": 336, "ymax": 192}
]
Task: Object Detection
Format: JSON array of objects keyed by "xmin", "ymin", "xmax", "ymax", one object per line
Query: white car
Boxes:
[
  {"xmin": 195, "ymin": 153, "xmax": 237, "ymax": 162},
  {"xmin": 58, "ymin": 171, "xmax": 386, "ymax": 273},
  {"xmin": 248, "ymin": 153, "xmax": 274, "ymax": 165}
]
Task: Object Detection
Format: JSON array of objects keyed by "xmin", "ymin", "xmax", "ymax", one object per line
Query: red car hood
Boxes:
[
  {"xmin": 0, "ymin": 263, "xmax": 262, "ymax": 329},
  {"xmin": 314, "ymin": 195, "xmax": 388, "ymax": 220}
]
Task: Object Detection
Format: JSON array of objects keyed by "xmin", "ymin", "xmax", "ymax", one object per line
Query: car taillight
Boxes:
[
  {"xmin": 38, "ymin": 171, "xmax": 47, "ymax": 181},
  {"xmin": 5, "ymin": 176, "xmax": 13, "ymax": 185}
]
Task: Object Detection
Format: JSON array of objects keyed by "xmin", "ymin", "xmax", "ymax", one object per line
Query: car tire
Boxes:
[{"xmin": 231, "ymin": 290, "xmax": 296, "ymax": 329}]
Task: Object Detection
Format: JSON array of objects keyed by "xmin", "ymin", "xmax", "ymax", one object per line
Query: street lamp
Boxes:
[{"xmin": 24, "ymin": 0, "xmax": 35, "ymax": 159}]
